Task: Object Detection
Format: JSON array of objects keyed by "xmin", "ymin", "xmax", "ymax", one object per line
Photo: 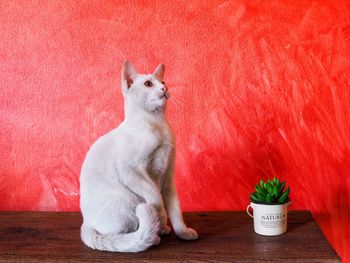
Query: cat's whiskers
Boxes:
[{"xmin": 167, "ymin": 96, "xmax": 184, "ymax": 111}]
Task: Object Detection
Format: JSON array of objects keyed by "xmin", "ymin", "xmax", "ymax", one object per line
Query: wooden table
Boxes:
[{"xmin": 0, "ymin": 211, "xmax": 340, "ymax": 262}]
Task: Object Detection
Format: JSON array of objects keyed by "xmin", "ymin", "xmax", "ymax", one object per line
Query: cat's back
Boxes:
[{"xmin": 81, "ymin": 126, "xmax": 124, "ymax": 179}]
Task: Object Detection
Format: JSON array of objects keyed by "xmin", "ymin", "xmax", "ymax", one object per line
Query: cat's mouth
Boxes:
[
  {"xmin": 151, "ymin": 92, "xmax": 169, "ymax": 102},
  {"xmin": 161, "ymin": 91, "xmax": 170, "ymax": 100}
]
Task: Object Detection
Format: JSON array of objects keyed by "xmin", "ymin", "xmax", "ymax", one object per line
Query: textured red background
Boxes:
[{"xmin": 1, "ymin": 0, "xmax": 349, "ymax": 261}]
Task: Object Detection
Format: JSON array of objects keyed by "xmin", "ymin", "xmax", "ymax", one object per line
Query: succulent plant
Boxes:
[{"xmin": 250, "ymin": 177, "xmax": 290, "ymax": 204}]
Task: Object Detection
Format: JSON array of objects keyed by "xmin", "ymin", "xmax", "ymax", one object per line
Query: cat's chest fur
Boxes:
[
  {"xmin": 114, "ymin": 118, "xmax": 173, "ymax": 182},
  {"xmin": 134, "ymin": 121, "xmax": 174, "ymax": 185}
]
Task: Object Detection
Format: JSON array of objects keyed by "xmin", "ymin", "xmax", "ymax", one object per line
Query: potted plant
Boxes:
[{"xmin": 246, "ymin": 177, "xmax": 291, "ymax": 236}]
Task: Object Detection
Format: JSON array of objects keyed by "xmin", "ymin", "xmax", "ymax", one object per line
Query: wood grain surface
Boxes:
[{"xmin": 0, "ymin": 211, "xmax": 340, "ymax": 262}]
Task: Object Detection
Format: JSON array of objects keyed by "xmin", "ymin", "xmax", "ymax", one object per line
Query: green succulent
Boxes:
[{"xmin": 250, "ymin": 177, "xmax": 290, "ymax": 204}]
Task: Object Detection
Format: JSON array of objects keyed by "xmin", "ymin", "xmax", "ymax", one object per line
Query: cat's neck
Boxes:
[{"xmin": 123, "ymin": 101, "xmax": 166, "ymax": 125}]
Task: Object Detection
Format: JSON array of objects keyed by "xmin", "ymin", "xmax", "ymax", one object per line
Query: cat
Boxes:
[{"xmin": 80, "ymin": 61, "xmax": 198, "ymax": 252}]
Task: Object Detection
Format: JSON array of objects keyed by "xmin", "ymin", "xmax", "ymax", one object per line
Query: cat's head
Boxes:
[{"xmin": 121, "ymin": 61, "xmax": 169, "ymax": 112}]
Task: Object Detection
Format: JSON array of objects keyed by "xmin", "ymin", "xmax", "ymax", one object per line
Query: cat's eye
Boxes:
[
  {"xmin": 161, "ymin": 81, "xmax": 165, "ymax": 85},
  {"xmin": 144, "ymin": 80, "xmax": 153, "ymax": 87}
]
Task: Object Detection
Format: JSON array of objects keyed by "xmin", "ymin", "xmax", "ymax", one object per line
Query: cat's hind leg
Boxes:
[
  {"xmin": 85, "ymin": 191, "xmax": 140, "ymax": 235},
  {"xmin": 81, "ymin": 201, "xmax": 160, "ymax": 252}
]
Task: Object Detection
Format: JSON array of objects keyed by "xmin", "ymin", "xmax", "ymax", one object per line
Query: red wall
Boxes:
[{"xmin": 1, "ymin": 0, "xmax": 349, "ymax": 261}]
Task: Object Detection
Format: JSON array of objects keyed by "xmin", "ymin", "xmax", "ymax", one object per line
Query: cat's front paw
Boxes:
[
  {"xmin": 175, "ymin": 228, "xmax": 198, "ymax": 240},
  {"xmin": 158, "ymin": 207, "xmax": 168, "ymax": 226},
  {"xmin": 159, "ymin": 224, "xmax": 171, "ymax": 235}
]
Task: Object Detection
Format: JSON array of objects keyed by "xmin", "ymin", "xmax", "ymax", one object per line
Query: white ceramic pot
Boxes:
[{"xmin": 246, "ymin": 201, "xmax": 291, "ymax": 236}]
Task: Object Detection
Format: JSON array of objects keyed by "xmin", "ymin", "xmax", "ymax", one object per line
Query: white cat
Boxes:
[{"xmin": 80, "ymin": 61, "xmax": 198, "ymax": 252}]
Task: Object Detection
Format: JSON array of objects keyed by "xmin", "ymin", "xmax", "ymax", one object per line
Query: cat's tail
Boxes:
[{"xmin": 80, "ymin": 203, "xmax": 161, "ymax": 252}]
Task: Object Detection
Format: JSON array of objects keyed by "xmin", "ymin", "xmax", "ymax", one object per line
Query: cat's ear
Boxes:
[
  {"xmin": 122, "ymin": 61, "xmax": 137, "ymax": 89},
  {"xmin": 153, "ymin": 64, "xmax": 165, "ymax": 80}
]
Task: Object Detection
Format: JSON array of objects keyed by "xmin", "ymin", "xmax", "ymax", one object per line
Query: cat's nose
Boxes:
[{"xmin": 160, "ymin": 85, "xmax": 167, "ymax": 92}]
